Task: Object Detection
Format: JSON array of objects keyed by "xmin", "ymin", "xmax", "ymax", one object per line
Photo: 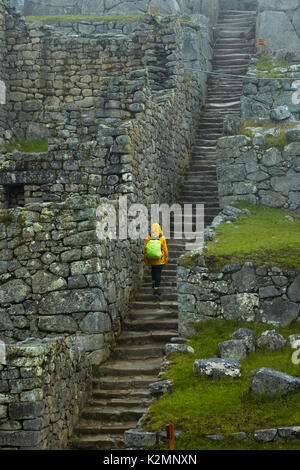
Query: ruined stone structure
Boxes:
[
  {"xmin": 1, "ymin": 0, "xmax": 299, "ymax": 452},
  {"xmin": 0, "ymin": 0, "xmax": 215, "ymax": 449}
]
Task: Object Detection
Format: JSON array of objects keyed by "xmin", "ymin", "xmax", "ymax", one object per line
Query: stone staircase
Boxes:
[{"xmin": 70, "ymin": 9, "xmax": 256, "ymax": 451}]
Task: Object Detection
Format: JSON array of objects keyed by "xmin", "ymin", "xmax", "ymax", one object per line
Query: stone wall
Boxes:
[
  {"xmin": 0, "ymin": 15, "xmax": 212, "ymax": 207},
  {"xmin": 0, "ymin": 1, "xmax": 8, "ymax": 132},
  {"xmin": 256, "ymin": 0, "xmax": 300, "ymax": 61},
  {"xmin": 177, "ymin": 259, "xmax": 300, "ymax": 338},
  {"xmin": 241, "ymin": 62, "xmax": 300, "ymax": 122},
  {"xmin": 21, "ymin": 0, "xmax": 220, "ymax": 25},
  {"xmin": 0, "ymin": 195, "xmax": 144, "ymax": 365},
  {"xmin": 0, "ymin": 336, "xmax": 91, "ymax": 449},
  {"xmin": 216, "ymin": 131, "xmax": 300, "ymax": 211}
]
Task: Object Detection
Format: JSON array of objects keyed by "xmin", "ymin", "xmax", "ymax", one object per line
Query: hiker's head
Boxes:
[{"xmin": 151, "ymin": 223, "xmax": 162, "ymax": 237}]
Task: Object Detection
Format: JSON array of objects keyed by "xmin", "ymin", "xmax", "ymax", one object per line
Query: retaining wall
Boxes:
[
  {"xmin": 216, "ymin": 132, "xmax": 300, "ymax": 211},
  {"xmin": 0, "ymin": 336, "xmax": 91, "ymax": 449},
  {"xmin": 177, "ymin": 259, "xmax": 300, "ymax": 338}
]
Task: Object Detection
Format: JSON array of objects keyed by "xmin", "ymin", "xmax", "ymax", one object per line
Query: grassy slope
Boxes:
[
  {"xmin": 143, "ymin": 320, "xmax": 300, "ymax": 450},
  {"xmin": 204, "ymin": 202, "xmax": 300, "ymax": 271}
]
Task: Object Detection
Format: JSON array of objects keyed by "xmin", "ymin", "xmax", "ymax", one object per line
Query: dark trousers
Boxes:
[{"xmin": 151, "ymin": 265, "xmax": 163, "ymax": 288}]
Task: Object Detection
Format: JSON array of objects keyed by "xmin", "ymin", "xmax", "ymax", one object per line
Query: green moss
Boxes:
[
  {"xmin": 0, "ymin": 211, "xmax": 13, "ymax": 225},
  {"xmin": 5, "ymin": 139, "xmax": 48, "ymax": 153},
  {"xmin": 143, "ymin": 319, "xmax": 300, "ymax": 450},
  {"xmin": 204, "ymin": 202, "xmax": 300, "ymax": 271},
  {"xmin": 25, "ymin": 14, "xmax": 140, "ymax": 24}
]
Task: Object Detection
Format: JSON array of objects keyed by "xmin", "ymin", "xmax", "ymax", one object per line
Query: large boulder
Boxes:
[
  {"xmin": 256, "ymin": 330, "xmax": 286, "ymax": 350},
  {"xmin": 194, "ymin": 358, "xmax": 241, "ymax": 379},
  {"xmin": 250, "ymin": 368, "xmax": 300, "ymax": 397},
  {"xmin": 218, "ymin": 340, "xmax": 248, "ymax": 359}
]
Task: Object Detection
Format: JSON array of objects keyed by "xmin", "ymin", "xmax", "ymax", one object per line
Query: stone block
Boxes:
[
  {"xmin": 194, "ymin": 358, "xmax": 241, "ymax": 379},
  {"xmin": 250, "ymin": 368, "xmax": 300, "ymax": 397},
  {"xmin": 218, "ymin": 339, "xmax": 248, "ymax": 359}
]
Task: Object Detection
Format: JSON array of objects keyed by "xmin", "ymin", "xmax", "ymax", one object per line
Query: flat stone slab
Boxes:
[
  {"xmin": 194, "ymin": 358, "xmax": 241, "ymax": 379},
  {"xmin": 250, "ymin": 368, "xmax": 300, "ymax": 397}
]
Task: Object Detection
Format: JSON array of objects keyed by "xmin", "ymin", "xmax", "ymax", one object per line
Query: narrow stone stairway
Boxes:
[
  {"xmin": 178, "ymin": 9, "xmax": 256, "ymax": 227},
  {"xmin": 70, "ymin": 9, "xmax": 256, "ymax": 451}
]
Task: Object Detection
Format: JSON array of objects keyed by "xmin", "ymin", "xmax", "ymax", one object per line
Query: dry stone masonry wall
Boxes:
[
  {"xmin": 0, "ymin": 194, "xmax": 143, "ymax": 366},
  {"xmin": 14, "ymin": 0, "xmax": 220, "ymax": 27},
  {"xmin": 216, "ymin": 131, "xmax": 300, "ymax": 211},
  {"xmin": 177, "ymin": 258, "xmax": 300, "ymax": 338},
  {"xmin": 0, "ymin": 336, "xmax": 91, "ymax": 449},
  {"xmin": 241, "ymin": 60, "xmax": 300, "ymax": 121}
]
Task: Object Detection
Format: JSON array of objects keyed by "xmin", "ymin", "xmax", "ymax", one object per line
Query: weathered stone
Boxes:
[
  {"xmin": 221, "ymin": 293, "xmax": 259, "ymax": 322},
  {"xmin": 9, "ymin": 402, "xmax": 44, "ymax": 420},
  {"xmin": 218, "ymin": 340, "xmax": 248, "ymax": 359},
  {"xmin": 277, "ymin": 426, "xmax": 300, "ymax": 440},
  {"xmin": 0, "ymin": 280, "xmax": 30, "ymax": 304},
  {"xmin": 39, "ymin": 289, "xmax": 107, "ymax": 314},
  {"xmin": 254, "ymin": 428, "xmax": 277, "ymax": 443},
  {"xmin": 232, "ymin": 263, "xmax": 257, "ymax": 292},
  {"xmin": 256, "ymin": 330, "xmax": 286, "ymax": 350},
  {"xmin": 270, "ymin": 106, "xmax": 291, "ymax": 121},
  {"xmin": 32, "ymin": 270, "xmax": 67, "ymax": 294},
  {"xmin": 149, "ymin": 380, "xmax": 173, "ymax": 397},
  {"xmin": 194, "ymin": 358, "xmax": 241, "ymax": 379},
  {"xmin": 250, "ymin": 368, "xmax": 300, "ymax": 397},
  {"xmin": 124, "ymin": 429, "xmax": 157, "ymax": 449},
  {"xmin": 232, "ymin": 328, "xmax": 255, "ymax": 353},
  {"xmin": 164, "ymin": 343, "xmax": 195, "ymax": 357},
  {"xmin": 79, "ymin": 312, "xmax": 111, "ymax": 333},
  {"xmin": 257, "ymin": 298, "xmax": 300, "ymax": 326},
  {"xmin": 287, "ymin": 274, "xmax": 300, "ymax": 302},
  {"xmin": 38, "ymin": 315, "xmax": 78, "ymax": 333}
]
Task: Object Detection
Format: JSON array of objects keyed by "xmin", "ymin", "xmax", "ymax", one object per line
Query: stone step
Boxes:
[
  {"xmin": 87, "ymin": 397, "xmax": 152, "ymax": 408},
  {"xmin": 81, "ymin": 406, "xmax": 147, "ymax": 422},
  {"xmin": 128, "ymin": 306, "xmax": 178, "ymax": 319},
  {"xmin": 71, "ymin": 434, "xmax": 125, "ymax": 450},
  {"xmin": 123, "ymin": 318, "xmax": 178, "ymax": 332},
  {"xmin": 100, "ymin": 358, "xmax": 163, "ymax": 377},
  {"xmin": 91, "ymin": 389, "xmax": 152, "ymax": 400},
  {"xmin": 74, "ymin": 420, "xmax": 137, "ymax": 435},
  {"xmin": 118, "ymin": 329, "xmax": 178, "ymax": 346},
  {"xmin": 92, "ymin": 375, "xmax": 157, "ymax": 390},
  {"xmin": 112, "ymin": 343, "xmax": 166, "ymax": 359}
]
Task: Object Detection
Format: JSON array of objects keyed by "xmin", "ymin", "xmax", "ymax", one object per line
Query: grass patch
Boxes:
[
  {"xmin": 204, "ymin": 202, "xmax": 300, "ymax": 271},
  {"xmin": 5, "ymin": 139, "xmax": 48, "ymax": 153},
  {"xmin": 143, "ymin": 319, "xmax": 300, "ymax": 450},
  {"xmin": 25, "ymin": 15, "xmax": 140, "ymax": 24},
  {"xmin": 255, "ymin": 54, "xmax": 291, "ymax": 78},
  {"xmin": 237, "ymin": 119, "xmax": 296, "ymax": 150}
]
